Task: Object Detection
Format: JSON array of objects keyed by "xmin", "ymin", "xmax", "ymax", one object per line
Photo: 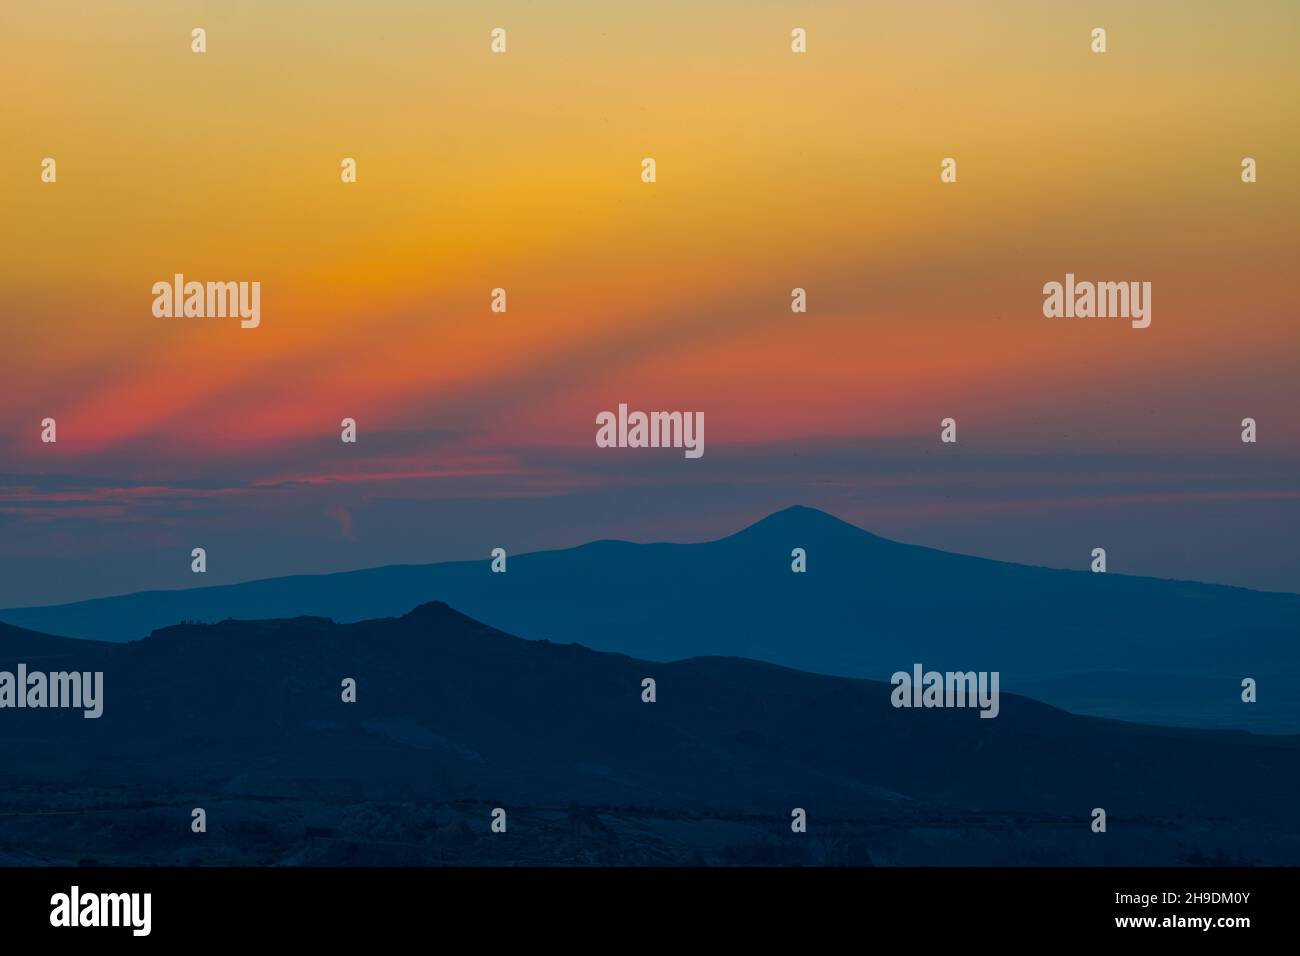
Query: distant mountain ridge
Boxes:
[
  {"xmin": 2, "ymin": 506, "xmax": 1296, "ymax": 732},
  {"xmin": 2, "ymin": 601, "xmax": 1298, "ymax": 865}
]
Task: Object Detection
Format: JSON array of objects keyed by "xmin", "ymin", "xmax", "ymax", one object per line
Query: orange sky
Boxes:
[
  {"xmin": 4, "ymin": 0, "xmax": 1297, "ymax": 469},
  {"xmin": 1, "ymin": 2, "xmax": 1297, "ymax": 602}
]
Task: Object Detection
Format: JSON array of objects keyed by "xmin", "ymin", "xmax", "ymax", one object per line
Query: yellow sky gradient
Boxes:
[{"xmin": 3, "ymin": 1, "xmax": 1297, "ymax": 464}]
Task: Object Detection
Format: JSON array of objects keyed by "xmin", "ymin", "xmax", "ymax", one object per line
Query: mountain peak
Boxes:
[
  {"xmin": 731, "ymin": 505, "xmax": 878, "ymax": 541},
  {"xmin": 401, "ymin": 600, "xmax": 491, "ymax": 630},
  {"xmin": 402, "ymin": 600, "xmax": 456, "ymax": 619}
]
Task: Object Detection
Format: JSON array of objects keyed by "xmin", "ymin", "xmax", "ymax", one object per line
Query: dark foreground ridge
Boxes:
[{"xmin": 1, "ymin": 603, "xmax": 1297, "ymax": 865}]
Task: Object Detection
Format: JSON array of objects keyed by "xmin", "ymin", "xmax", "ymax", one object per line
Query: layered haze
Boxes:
[{"xmin": 4, "ymin": 507, "xmax": 1295, "ymax": 733}]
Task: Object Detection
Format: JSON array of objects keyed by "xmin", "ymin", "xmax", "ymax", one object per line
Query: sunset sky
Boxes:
[{"xmin": 2, "ymin": 1, "xmax": 1297, "ymax": 605}]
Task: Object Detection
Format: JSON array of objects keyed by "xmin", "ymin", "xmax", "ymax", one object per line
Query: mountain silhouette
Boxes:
[
  {"xmin": 1, "ymin": 602, "xmax": 1297, "ymax": 865},
  {"xmin": 2, "ymin": 506, "xmax": 1296, "ymax": 732},
  {"xmin": 0, "ymin": 621, "xmax": 111, "ymax": 658}
]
